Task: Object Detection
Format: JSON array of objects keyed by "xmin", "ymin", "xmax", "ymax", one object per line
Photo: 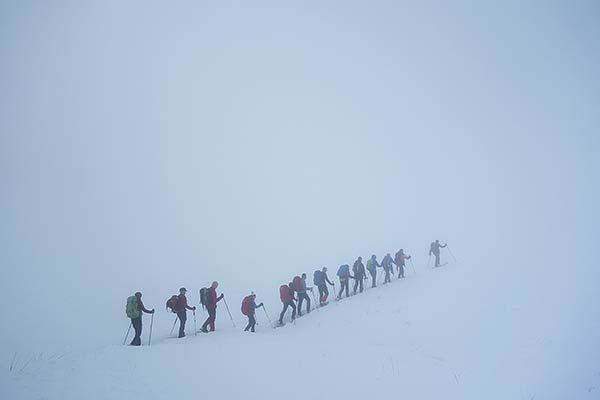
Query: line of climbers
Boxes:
[
  {"xmin": 124, "ymin": 241, "xmax": 449, "ymax": 344},
  {"xmin": 277, "ymin": 248, "xmax": 413, "ymax": 326}
]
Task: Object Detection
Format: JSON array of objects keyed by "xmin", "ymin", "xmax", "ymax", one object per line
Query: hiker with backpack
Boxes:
[
  {"xmin": 313, "ymin": 267, "xmax": 334, "ymax": 306},
  {"xmin": 278, "ymin": 282, "xmax": 297, "ymax": 325},
  {"xmin": 381, "ymin": 253, "xmax": 395, "ymax": 284},
  {"xmin": 293, "ymin": 273, "xmax": 312, "ymax": 316},
  {"xmin": 366, "ymin": 254, "xmax": 381, "ymax": 288},
  {"xmin": 126, "ymin": 292, "xmax": 155, "ymax": 346},
  {"xmin": 395, "ymin": 249, "xmax": 412, "ymax": 278},
  {"xmin": 201, "ymin": 281, "xmax": 224, "ymax": 333},
  {"xmin": 167, "ymin": 287, "xmax": 196, "ymax": 338},
  {"xmin": 241, "ymin": 293, "xmax": 263, "ymax": 332},
  {"xmin": 352, "ymin": 257, "xmax": 367, "ymax": 294},
  {"xmin": 336, "ymin": 264, "xmax": 353, "ymax": 299},
  {"xmin": 429, "ymin": 240, "xmax": 446, "ymax": 267}
]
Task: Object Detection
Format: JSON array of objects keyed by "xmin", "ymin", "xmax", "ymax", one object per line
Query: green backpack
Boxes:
[{"xmin": 126, "ymin": 296, "xmax": 140, "ymax": 319}]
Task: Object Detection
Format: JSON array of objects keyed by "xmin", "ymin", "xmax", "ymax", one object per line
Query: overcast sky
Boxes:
[{"xmin": 1, "ymin": 1, "xmax": 598, "ymax": 354}]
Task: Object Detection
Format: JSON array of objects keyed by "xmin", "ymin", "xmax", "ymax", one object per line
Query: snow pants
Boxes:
[
  {"xmin": 383, "ymin": 268, "xmax": 391, "ymax": 283},
  {"xmin": 279, "ymin": 301, "xmax": 296, "ymax": 323},
  {"xmin": 338, "ymin": 278, "xmax": 349, "ymax": 299},
  {"xmin": 202, "ymin": 308, "xmax": 216, "ymax": 332},
  {"xmin": 297, "ymin": 292, "xmax": 311, "ymax": 315},
  {"xmin": 369, "ymin": 269, "xmax": 377, "ymax": 287},
  {"xmin": 244, "ymin": 314, "xmax": 256, "ymax": 332},
  {"xmin": 317, "ymin": 284, "xmax": 329, "ymax": 304},
  {"xmin": 130, "ymin": 316, "xmax": 142, "ymax": 346},
  {"xmin": 177, "ymin": 311, "xmax": 187, "ymax": 338},
  {"xmin": 398, "ymin": 264, "xmax": 405, "ymax": 278},
  {"xmin": 353, "ymin": 277, "xmax": 364, "ymax": 294}
]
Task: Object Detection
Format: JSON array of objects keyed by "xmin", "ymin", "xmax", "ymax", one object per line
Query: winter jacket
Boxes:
[
  {"xmin": 174, "ymin": 294, "xmax": 194, "ymax": 312},
  {"xmin": 247, "ymin": 299, "xmax": 262, "ymax": 315},
  {"xmin": 136, "ymin": 298, "xmax": 152, "ymax": 314},
  {"xmin": 381, "ymin": 255, "xmax": 394, "ymax": 271},
  {"xmin": 353, "ymin": 260, "xmax": 366, "ymax": 279},
  {"xmin": 298, "ymin": 277, "xmax": 311, "ymax": 293},
  {"xmin": 366, "ymin": 258, "xmax": 380, "ymax": 272},
  {"xmin": 429, "ymin": 242, "xmax": 446, "ymax": 256},
  {"xmin": 206, "ymin": 287, "xmax": 223, "ymax": 310},
  {"xmin": 395, "ymin": 252, "xmax": 411, "ymax": 266}
]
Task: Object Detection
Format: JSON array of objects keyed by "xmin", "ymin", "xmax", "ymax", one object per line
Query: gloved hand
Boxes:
[
  {"xmin": 151, "ymin": 309, "xmax": 155, "ymax": 313},
  {"xmin": 192, "ymin": 306, "xmax": 197, "ymax": 311},
  {"xmin": 259, "ymin": 303, "xmax": 264, "ymax": 307}
]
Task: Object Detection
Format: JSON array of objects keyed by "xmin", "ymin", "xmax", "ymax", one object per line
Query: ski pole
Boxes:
[
  {"xmin": 148, "ymin": 313, "xmax": 154, "ymax": 346},
  {"xmin": 193, "ymin": 309, "xmax": 197, "ymax": 336},
  {"xmin": 410, "ymin": 258, "xmax": 417, "ymax": 277},
  {"xmin": 447, "ymin": 246, "xmax": 457, "ymax": 263},
  {"xmin": 262, "ymin": 305, "xmax": 272, "ymax": 325},
  {"xmin": 170, "ymin": 316, "xmax": 178, "ymax": 336},
  {"xmin": 123, "ymin": 322, "xmax": 132, "ymax": 345},
  {"xmin": 223, "ymin": 297, "xmax": 236, "ymax": 328},
  {"xmin": 427, "ymin": 254, "xmax": 432, "ymax": 269}
]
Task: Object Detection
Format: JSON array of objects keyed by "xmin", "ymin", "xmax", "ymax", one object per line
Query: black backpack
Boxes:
[
  {"xmin": 199, "ymin": 287, "xmax": 209, "ymax": 309},
  {"xmin": 313, "ymin": 270, "xmax": 324, "ymax": 286}
]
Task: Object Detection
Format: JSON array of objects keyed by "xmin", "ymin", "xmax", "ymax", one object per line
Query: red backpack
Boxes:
[
  {"xmin": 292, "ymin": 276, "xmax": 302, "ymax": 292},
  {"xmin": 280, "ymin": 285, "xmax": 291, "ymax": 303},
  {"xmin": 241, "ymin": 296, "xmax": 253, "ymax": 316},
  {"xmin": 166, "ymin": 295, "xmax": 179, "ymax": 312}
]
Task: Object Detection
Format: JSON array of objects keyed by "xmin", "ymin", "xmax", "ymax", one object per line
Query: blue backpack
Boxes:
[{"xmin": 337, "ymin": 264, "xmax": 350, "ymax": 278}]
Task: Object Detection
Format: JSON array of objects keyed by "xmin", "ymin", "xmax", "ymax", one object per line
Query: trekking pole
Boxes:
[
  {"xmin": 122, "ymin": 322, "xmax": 132, "ymax": 345},
  {"xmin": 427, "ymin": 254, "xmax": 432, "ymax": 269},
  {"xmin": 447, "ymin": 246, "xmax": 457, "ymax": 263},
  {"xmin": 410, "ymin": 258, "xmax": 417, "ymax": 277},
  {"xmin": 170, "ymin": 316, "xmax": 178, "ymax": 336},
  {"xmin": 223, "ymin": 297, "xmax": 236, "ymax": 328},
  {"xmin": 262, "ymin": 305, "xmax": 272, "ymax": 325},
  {"xmin": 148, "ymin": 313, "xmax": 154, "ymax": 346},
  {"xmin": 193, "ymin": 309, "xmax": 197, "ymax": 336}
]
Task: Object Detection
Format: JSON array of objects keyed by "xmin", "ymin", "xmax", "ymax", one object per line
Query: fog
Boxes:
[{"xmin": 1, "ymin": 0, "xmax": 598, "ymax": 360}]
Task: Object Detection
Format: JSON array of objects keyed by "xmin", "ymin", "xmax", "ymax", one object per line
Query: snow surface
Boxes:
[{"xmin": 2, "ymin": 259, "xmax": 599, "ymax": 400}]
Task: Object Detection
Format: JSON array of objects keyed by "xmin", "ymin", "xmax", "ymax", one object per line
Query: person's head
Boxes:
[
  {"xmin": 371, "ymin": 254, "xmax": 376, "ymax": 259},
  {"xmin": 250, "ymin": 292, "xmax": 256, "ymax": 298},
  {"xmin": 288, "ymin": 282, "xmax": 294, "ymax": 288},
  {"xmin": 179, "ymin": 287, "xmax": 187, "ymax": 294},
  {"xmin": 301, "ymin": 273, "xmax": 306, "ymax": 279},
  {"xmin": 322, "ymin": 267, "xmax": 327, "ymax": 272},
  {"xmin": 211, "ymin": 281, "xmax": 219, "ymax": 289},
  {"xmin": 435, "ymin": 239, "xmax": 439, "ymax": 243},
  {"xmin": 358, "ymin": 256, "xmax": 362, "ymax": 261},
  {"xmin": 386, "ymin": 253, "xmax": 390, "ymax": 257},
  {"xmin": 135, "ymin": 291, "xmax": 142, "ymax": 298},
  {"xmin": 400, "ymin": 249, "xmax": 404, "ymax": 253}
]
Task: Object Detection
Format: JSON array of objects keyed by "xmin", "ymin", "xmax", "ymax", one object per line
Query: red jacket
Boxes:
[
  {"xmin": 206, "ymin": 287, "xmax": 222, "ymax": 310},
  {"xmin": 174, "ymin": 294, "xmax": 194, "ymax": 312}
]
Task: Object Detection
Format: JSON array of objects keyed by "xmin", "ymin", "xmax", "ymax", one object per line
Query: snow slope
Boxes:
[{"xmin": 2, "ymin": 260, "xmax": 598, "ymax": 400}]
